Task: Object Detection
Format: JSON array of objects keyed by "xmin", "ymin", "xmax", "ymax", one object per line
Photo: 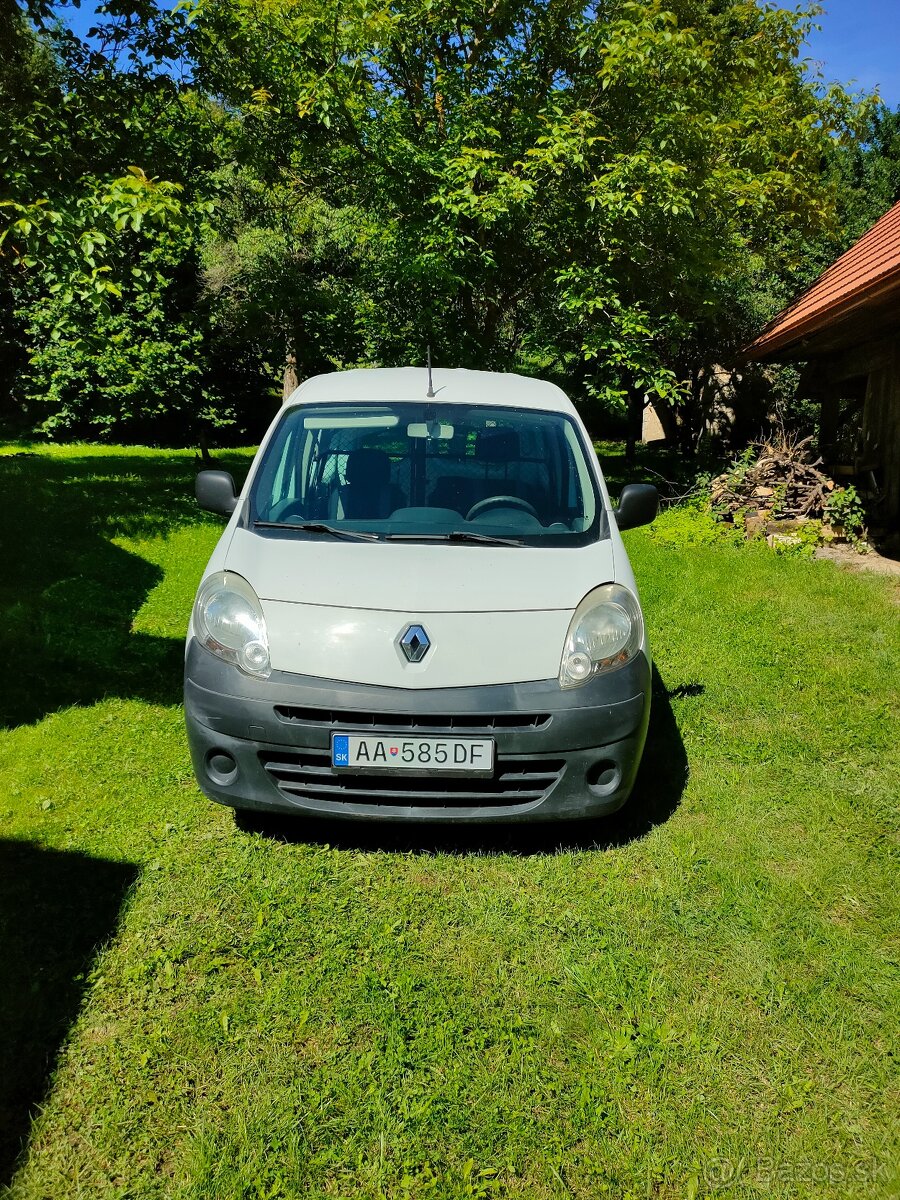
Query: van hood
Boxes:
[
  {"xmin": 225, "ymin": 528, "xmax": 616, "ymax": 613},
  {"xmin": 221, "ymin": 528, "xmax": 618, "ymax": 687}
]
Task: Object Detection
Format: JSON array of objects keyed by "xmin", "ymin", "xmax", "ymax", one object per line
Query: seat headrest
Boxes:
[
  {"xmin": 475, "ymin": 428, "xmax": 519, "ymax": 463},
  {"xmin": 345, "ymin": 448, "xmax": 391, "ymax": 486}
]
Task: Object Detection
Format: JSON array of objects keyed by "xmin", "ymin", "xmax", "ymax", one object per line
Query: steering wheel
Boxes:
[
  {"xmin": 273, "ymin": 499, "xmax": 306, "ymax": 521},
  {"xmin": 465, "ymin": 495, "xmax": 539, "ymax": 521}
]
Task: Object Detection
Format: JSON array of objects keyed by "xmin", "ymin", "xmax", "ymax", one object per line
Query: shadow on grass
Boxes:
[
  {"xmin": 0, "ymin": 450, "xmax": 247, "ymax": 728},
  {"xmin": 0, "ymin": 840, "xmax": 138, "ymax": 1187},
  {"xmin": 594, "ymin": 441, "xmax": 706, "ymax": 502},
  {"xmin": 237, "ymin": 667, "xmax": 692, "ymax": 856}
]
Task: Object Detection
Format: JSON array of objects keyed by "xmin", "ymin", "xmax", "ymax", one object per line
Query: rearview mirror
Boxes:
[
  {"xmin": 196, "ymin": 470, "xmax": 238, "ymax": 517},
  {"xmin": 614, "ymin": 483, "xmax": 658, "ymax": 531}
]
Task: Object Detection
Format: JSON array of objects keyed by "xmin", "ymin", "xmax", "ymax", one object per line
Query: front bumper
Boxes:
[{"xmin": 184, "ymin": 640, "xmax": 651, "ymax": 823}]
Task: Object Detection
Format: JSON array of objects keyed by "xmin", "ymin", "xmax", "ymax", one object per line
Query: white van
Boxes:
[{"xmin": 185, "ymin": 367, "xmax": 658, "ymax": 824}]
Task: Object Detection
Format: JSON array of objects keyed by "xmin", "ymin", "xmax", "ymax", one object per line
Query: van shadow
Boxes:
[
  {"xmin": 243, "ymin": 667, "xmax": 694, "ymax": 855},
  {"xmin": 0, "ymin": 450, "xmax": 247, "ymax": 728},
  {"xmin": 0, "ymin": 840, "xmax": 138, "ymax": 1186}
]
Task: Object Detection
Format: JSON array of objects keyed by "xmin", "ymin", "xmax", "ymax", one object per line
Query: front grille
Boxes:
[
  {"xmin": 273, "ymin": 706, "xmax": 551, "ymax": 732},
  {"xmin": 259, "ymin": 748, "xmax": 564, "ymax": 808}
]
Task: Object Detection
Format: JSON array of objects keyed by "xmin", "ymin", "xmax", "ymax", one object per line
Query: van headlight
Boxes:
[
  {"xmin": 559, "ymin": 584, "xmax": 643, "ymax": 688},
  {"xmin": 193, "ymin": 571, "xmax": 271, "ymax": 678}
]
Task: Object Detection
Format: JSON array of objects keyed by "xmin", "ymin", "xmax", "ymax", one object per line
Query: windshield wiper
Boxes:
[
  {"xmin": 257, "ymin": 522, "xmax": 521, "ymax": 546},
  {"xmin": 254, "ymin": 521, "xmax": 379, "ymax": 542},
  {"xmin": 447, "ymin": 531, "xmax": 524, "ymax": 546},
  {"xmin": 387, "ymin": 531, "xmax": 524, "ymax": 547}
]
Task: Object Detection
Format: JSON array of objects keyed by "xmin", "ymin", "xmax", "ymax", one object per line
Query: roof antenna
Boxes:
[{"xmin": 425, "ymin": 345, "xmax": 436, "ymax": 398}]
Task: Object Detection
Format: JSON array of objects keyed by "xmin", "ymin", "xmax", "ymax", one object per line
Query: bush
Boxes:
[
  {"xmin": 646, "ymin": 500, "xmax": 745, "ymax": 549},
  {"xmin": 20, "ymin": 292, "xmax": 219, "ymax": 442},
  {"xmin": 824, "ymin": 485, "xmax": 867, "ymax": 549}
]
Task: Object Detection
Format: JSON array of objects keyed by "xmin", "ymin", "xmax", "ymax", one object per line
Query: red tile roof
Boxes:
[{"xmin": 746, "ymin": 199, "xmax": 900, "ymax": 358}]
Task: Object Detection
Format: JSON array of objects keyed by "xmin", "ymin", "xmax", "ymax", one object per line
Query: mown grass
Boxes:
[{"xmin": 0, "ymin": 443, "xmax": 898, "ymax": 1200}]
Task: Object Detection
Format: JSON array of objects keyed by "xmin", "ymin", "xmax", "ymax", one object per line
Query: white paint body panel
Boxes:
[
  {"xmin": 263, "ymin": 601, "xmax": 573, "ymax": 687},
  {"xmin": 227, "ymin": 529, "xmax": 616, "ymax": 612},
  {"xmin": 192, "ymin": 367, "xmax": 648, "ymax": 688},
  {"xmin": 226, "ymin": 534, "xmax": 618, "ymax": 686},
  {"xmin": 284, "ymin": 366, "xmax": 577, "ymax": 413}
]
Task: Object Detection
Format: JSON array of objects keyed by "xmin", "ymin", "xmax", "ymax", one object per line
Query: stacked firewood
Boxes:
[{"xmin": 709, "ymin": 436, "xmax": 835, "ymax": 523}]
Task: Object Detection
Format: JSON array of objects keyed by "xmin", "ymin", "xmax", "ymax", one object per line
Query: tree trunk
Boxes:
[
  {"xmin": 197, "ymin": 429, "xmax": 214, "ymax": 466},
  {"xmin": 625, "ymin": 387, "xmax": 645, "ymax": 463},
  {"xmin": 818, "ymin": 383, "xmax": 841, "ymax": 459},
  {"xmin": 282, "ymin": 326, "xmax": 299, "ymax": 401}
]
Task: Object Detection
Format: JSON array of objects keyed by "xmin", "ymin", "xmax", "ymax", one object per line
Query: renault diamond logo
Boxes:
[{"xmin": 400, "ymin": 624, "xmax": 430, "ymax": 663}]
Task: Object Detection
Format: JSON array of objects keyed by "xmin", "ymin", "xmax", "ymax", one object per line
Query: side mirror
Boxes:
[
  {"xmin": 196, "ymin": 470, "xmax": 238, "ymax": 517},
  {"xmin": 614, "ymin": 483, "xmax": 658, "ymax": 531}
]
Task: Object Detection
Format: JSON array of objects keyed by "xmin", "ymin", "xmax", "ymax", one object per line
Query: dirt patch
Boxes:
[{"xmin": 814, "ymin": 543, "xmax": 900, "ymax": 579}]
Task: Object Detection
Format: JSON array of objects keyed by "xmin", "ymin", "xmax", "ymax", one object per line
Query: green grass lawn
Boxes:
[{"xmin": 1, "ymin": 444, "xmax": 898, "ymax": 1200}]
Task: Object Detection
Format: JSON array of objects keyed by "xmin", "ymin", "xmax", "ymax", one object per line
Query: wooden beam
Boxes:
[
  {"xmin": 819, "ymin": 384, "xmax": 841, "ymax": 456},
  {"xmin": 823, "ymin": 334, "xmax": 898, "ymax": 383}
]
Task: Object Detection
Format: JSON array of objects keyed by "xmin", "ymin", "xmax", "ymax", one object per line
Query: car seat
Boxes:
[
  {"xmin": 338, "ymin": 448, "xmax": 403, "ymax": 519},
  {"xmin": 429, "ymin": 428, "xmax": 524, "ymax": 515}
]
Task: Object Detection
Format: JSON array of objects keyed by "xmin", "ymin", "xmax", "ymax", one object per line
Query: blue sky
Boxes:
[
  {"xmin": 60, "ymin": 0, "xmax": 900, "ymax": 109},
  {"xmin": 803, "ymin": 0, "xmax": 900, "ymax": 107}
]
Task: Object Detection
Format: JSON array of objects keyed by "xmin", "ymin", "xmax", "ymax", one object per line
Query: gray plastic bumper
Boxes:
[{"xmin": 184, "ymin": 640, "xmax": 651, "ymax": 823}]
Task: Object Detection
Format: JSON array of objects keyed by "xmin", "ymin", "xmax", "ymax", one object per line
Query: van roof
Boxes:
[{"xmin": 285, "ymin": 367, "xmax": 575, "ymax": 414}]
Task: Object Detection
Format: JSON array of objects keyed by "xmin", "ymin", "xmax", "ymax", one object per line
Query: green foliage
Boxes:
[
  {"xmin": 825, "ymin": 484, "xmax": 868, "ymax": 549},
  {"xmin": 187, "ymin": 0, "xmax": 857, "ymax": 403},
  {"xmin": 646, "ymin": 499, "xmax": 745, "ymax": 548},
  {"xmin": 0, "ymin": 8, "xmax": 234, "ymax": 439},
  {"xmin": 768, "ymin": 519, "xmax": 824, "ymax": 559},
  {"xmin": 21, "ymin": 296, "xmax": 211, "ymax": 440},
  {"xmin": 721, "ymin": 446, "xmax": 756, "ymax": 490},
  {"xmin": 1, "ymin": 168, "xmax": 187, "ymax": 308},
  {"xmin": 201, "ymin": 171, "xmax": 380, "ymax": 381},
  {"xmin": 3, "ymin": 165, "xmax": 222, "ymax": 438},
  {"xmin": 1, "ymin": 0, "xmax": 899, "ymax": 440}
]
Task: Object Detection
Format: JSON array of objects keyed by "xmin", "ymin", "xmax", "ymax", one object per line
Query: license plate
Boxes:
[{"xmin": 331, "ymin": 733, "xmax": 495, "ymax": 774}]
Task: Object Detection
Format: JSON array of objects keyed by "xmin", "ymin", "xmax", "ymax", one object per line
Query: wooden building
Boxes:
[{"xmin": 745, "ymin": 199, "xmax": 900, "ymax": 529}]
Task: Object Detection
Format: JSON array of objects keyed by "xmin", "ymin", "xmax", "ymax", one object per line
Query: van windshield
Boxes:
[{"xmin": 248, "ymin": 402, "xmax": 605, "ymax": 546}]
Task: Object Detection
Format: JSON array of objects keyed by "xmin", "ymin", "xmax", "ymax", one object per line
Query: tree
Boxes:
[
  {"xmin": 1, "ymin": 0, "xmax": 889, "ymax": 445},
  {"xmin": 188, "ymin": 0, "xmax": 853, "ymax": 424},
  {"xmin": 201, "ymin": 170, "xmax": 380, "ymax": 402},
  {"xmin": 0, "ymin": 0, "xmax": 233, "ymax": 439}
]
